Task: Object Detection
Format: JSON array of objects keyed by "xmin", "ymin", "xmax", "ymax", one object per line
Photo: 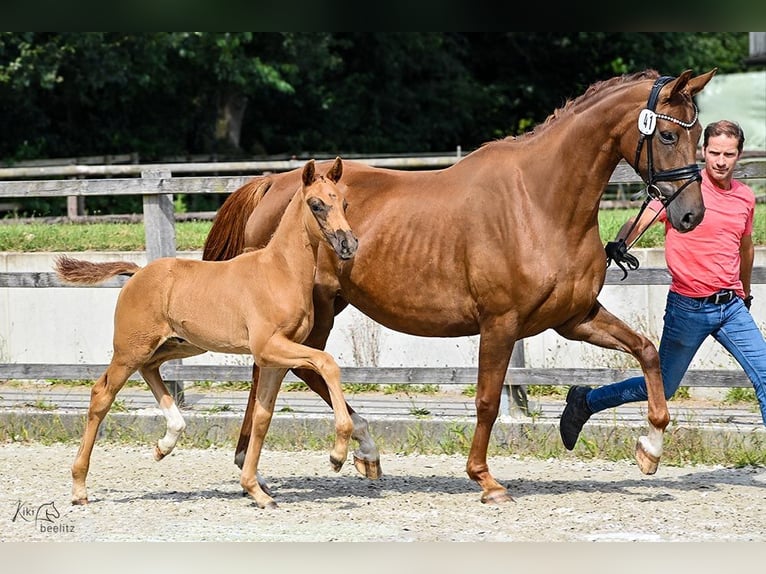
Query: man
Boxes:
[{"xmin": 560, "ymin": 119, "xmax": 766, "ymax": 450}]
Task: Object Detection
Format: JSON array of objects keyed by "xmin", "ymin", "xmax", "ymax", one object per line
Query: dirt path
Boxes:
[{"xmin": 3, "ymin": 442, "xmax": 766, "ymax": 542}]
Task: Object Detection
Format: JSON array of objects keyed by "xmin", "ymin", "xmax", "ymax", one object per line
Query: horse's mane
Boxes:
[{"xmin": 487, "ymin": 69, "xmax": 660, "ymax": 147}]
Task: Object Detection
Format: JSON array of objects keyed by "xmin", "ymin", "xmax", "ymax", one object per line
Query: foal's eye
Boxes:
[
  {"xmin": 308, "ymin": 198, "xmax": 325, "ymax": 213},
  {"xmin": 659, "ymin": 131, "xmax": 677, "ymax": 145}
]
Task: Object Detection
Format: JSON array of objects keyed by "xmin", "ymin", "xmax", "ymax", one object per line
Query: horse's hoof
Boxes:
[
  {"xmin": 154, "ymin": 445, "xmax": 166, "ymax": 461},
  {"xmin": 329, "ymin": 455, "xmax": 345, "ymax": 473},
  {"xmin": 635, "ymin": 439, "xmax": 660, "ymax": 475},
  {"xmin": 481, "ymin": 490, "xmax": 515, "ymax": 505},
  {"xmin": 72, "ymin": 497, "xmax": 88, "ymax": 506},
  {"xmin": 354, "ymin": 455, "xmax": 382, "ymax": 480},
  {"xmin": 255, "ymin": 499, "xmax": 278, "ymax": 510}
]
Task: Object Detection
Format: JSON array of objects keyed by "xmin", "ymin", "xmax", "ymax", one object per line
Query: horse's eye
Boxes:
[
  {"xmin": 659, "ymin": 131, "xmax": 677, "ymax": 144},
  {"xmin": 308, "ymin": 198, "xmax": 325, "ymax": 213}
]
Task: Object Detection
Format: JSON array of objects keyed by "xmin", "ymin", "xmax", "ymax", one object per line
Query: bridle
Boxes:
[
  {"xmin": 606, "ymin": 75, "xmax": 702, "ymax": 278},
  {"xmin": 633, "ymin": 75, "xmax": 701, "ymax": 206}
]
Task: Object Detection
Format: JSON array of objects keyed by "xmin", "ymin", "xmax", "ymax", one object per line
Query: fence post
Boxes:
[
  {"xmin": 501, "ymin": 340, "xmax": 529, "ymax": 417},
  {"xmin": 141, "ymin": 169, "xmax": 176, "ymax": 261},
  {"xmin": 141, "ymin": 169, "xmax": 184, "ymax": 405}
]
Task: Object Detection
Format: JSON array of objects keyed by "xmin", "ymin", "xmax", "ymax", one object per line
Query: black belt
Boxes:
[{"xmin": 695, "ymin": 290, "xmax": 736, "ymax": 304}]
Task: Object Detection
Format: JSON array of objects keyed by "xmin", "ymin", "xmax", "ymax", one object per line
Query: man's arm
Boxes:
[
  {"xmin": 616, "ymin": 203, "xmax": 662, "ymax": 246},
  {"xmin": 740, "ymin": 233, "xmax": 754, "ymax": 307}
]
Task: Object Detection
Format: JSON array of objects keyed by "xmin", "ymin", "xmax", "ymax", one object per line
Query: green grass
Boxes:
[{"xmin": 1, "ymin": 205, "xmax": 763, "ymax": 251}]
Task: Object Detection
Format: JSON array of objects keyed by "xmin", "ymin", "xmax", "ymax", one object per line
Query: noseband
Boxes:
[{"xmin": 607, "ymin": 75, "xmax": 702, "ymax": 279}]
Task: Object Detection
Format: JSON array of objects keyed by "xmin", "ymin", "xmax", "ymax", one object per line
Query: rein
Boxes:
[{"xmin": 606, "ymin": 75, "xmax": 702, "ymax": 280}]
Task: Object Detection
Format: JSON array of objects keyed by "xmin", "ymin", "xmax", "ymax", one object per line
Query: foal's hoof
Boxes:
[
  {"xmin": 329, "ymin": 455, "xmax": 346, "ymax": 473},
  {"xmin": 154, "ymin": 445, "xmax": 167, "ymax": 461},
  {"xmin": 71, "ymin": 497, "xmax": 89, "ymax": 506},
  {"xmin": 481, "ymin": 489, "xmax": 515, "ymax": 505},
  {"xmin": 354, "ymin": 454, "xmax": 382, "ymax": 480},
  {"xmin": 635, "ymin": 438, "xmax": 660, "ymax": 475}
]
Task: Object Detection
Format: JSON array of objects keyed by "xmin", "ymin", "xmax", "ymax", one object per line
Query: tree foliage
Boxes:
[
  {"xmin": 0, "ymin": 32, "xmax": 750, "ymax": 162},
  {"xmin": 0, "ymin": 33, "xmax": 753, "ymax": 215}
]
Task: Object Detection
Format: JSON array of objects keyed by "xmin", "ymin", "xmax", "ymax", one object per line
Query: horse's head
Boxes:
[
  {"xmin": 627, "ymin": 68, "xmax": 717, "ymax": 233},
  {"xmin": 301, "ymin": 157, "xmax": 358, "ymax": 260}
]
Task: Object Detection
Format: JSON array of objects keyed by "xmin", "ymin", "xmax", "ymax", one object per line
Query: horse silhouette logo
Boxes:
[{"xmin": 35, "ymin": 501, "xmax": 60, "ymax": 524}]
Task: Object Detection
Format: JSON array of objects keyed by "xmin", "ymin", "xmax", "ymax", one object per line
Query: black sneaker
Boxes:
[{"xmin": 559, "ymin": 385, "xmax": 593, "ymax": 450}]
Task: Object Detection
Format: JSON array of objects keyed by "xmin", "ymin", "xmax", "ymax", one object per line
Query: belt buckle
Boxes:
[{"xmin": 714, "ymin": 291, "xmax": 730, "ymax": 304}]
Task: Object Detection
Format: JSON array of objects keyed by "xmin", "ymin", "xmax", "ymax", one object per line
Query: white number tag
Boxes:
[{"xmin": 638, "ymin": 109, "xmax": 657, "ymax": 135}]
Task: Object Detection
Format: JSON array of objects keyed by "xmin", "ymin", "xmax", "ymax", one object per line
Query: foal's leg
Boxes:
[
  {"xmin": 557, "ymin": 302, "xmax": 669, "ymax": 474},
  {"xmin": 140, "ymin": 364, "xmax": 187, "ymax": 461},
  {"xmin": 71, "ymin": 361, "xmax": 135, "ymax": 505},
  {"xmin": 235, "ymin": 297, "xmax": 380, "ymax": 479},
  {"xmin": 138, "ymin": 344, "xmax": 206, "ymax": 460},
  {"xmin": 240, "ymin": 367, "xmax": 285, "ymax": 509},
  {"xmin": 256, "ymin": 337, "xmax": 354, "ymax": 473}
]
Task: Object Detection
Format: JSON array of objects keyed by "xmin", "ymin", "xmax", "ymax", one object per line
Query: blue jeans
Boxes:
[{"xmin": 587, "ymin": 290, "xmax": 766, "ymax": 426}]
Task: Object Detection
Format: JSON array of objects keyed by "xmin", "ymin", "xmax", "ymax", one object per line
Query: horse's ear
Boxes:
[
  {"xmin": 302, "ymin": 159, "xmax": 316, "ymax": 186},
  {"xmin": 327, "ymin": 156, "xmax": 343, "ymax": 184},
  {"xmin": 666, "ymin": 68, "xmax": 717, "ymax": 100},
  {"xmin": 684, "ymin": 68, "xmax": 717, "ymax": 98}
]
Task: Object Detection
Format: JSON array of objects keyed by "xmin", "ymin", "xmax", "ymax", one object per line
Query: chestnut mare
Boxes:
[
  {"xmin": 203, "ymin": 69, "xmax": 716, "ymax": 504},
  {"xmin": 57, "ymin": 158, "xmax": 358, "ymax": 509}
]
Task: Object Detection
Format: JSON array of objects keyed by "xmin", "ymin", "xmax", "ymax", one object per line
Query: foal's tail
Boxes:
[
  {"xmin": 202, "ymin": 177, "xmax": 272, "ymax": 262},
  {"xmin": 54, "ymin": 255, "xmax": 141, "ymax": 285}
]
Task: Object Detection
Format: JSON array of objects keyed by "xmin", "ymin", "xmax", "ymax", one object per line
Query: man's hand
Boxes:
[
  {"xmin": 744, "ymin": 295, "xmax": 753, "ymax": 310},
  {"xmin": 605, "ymin": 239, "xmax": 640, "ymax": 281}
]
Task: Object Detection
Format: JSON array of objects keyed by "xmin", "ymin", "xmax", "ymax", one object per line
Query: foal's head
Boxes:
[{"xmin": 301, "ymin": 157, "xmax": 358, "ymax": 260}]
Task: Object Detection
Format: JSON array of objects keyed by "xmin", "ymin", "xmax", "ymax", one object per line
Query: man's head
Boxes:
[{"xmin": 702, "ymin": 120, "xmax": 745, "ymax": 189}]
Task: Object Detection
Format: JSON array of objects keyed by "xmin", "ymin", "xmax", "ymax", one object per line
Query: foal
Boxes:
[{"xmin": 56, "ymin": 157, "xmax": 358, "ymax": 509}]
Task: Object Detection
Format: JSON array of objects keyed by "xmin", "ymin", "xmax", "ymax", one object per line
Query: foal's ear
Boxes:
[
  {"xmin": 302, "ymin": 159, "xmax": 316, "ymax": 186},
  {"xmin": 327, "ymin": 156, "xmax": 343, "ymax": 184}
]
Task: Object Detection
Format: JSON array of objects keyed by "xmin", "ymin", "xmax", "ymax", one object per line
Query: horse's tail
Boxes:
[
  {"xmin": 54, "ymin": 255, "xmax": 141, "ymax": 285},
  {"xmin": 202, "ymin": 177, "xmax": 272, "ymax": 261}
]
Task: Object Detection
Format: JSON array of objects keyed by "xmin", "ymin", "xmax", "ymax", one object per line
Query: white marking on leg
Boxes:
[
  {"xmin": 638, "ymin": 425, "xmax": 664, "ymax": 459},
  {"xmin": 157, "ymin": 402, "xmax": 186, "ymax": 455}
]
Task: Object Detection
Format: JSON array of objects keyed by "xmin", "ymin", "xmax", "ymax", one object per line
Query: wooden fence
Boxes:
[{"xmin": 1, "ymin": 154, "xmax": 765, "ymax": 415}]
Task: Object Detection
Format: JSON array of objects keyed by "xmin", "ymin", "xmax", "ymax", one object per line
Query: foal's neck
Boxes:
[{"xmin": 264, "ymin": 187, "xmax": 320, "ymax": 266}]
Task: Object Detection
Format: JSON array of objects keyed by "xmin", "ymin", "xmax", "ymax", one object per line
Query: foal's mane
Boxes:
[{"xmin": 492, "ymin": 69, "xmax": 660, "ymax": 146}]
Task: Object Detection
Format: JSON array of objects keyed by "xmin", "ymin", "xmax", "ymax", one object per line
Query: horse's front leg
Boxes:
[
  {"xmin": 468, "ymin": 322, "xmax": 517, "ymax": 504},
  {"xmin": 240, "ymin": 367, "xmax": 285, "ymax": 509},
  {"xmin": 234, "ymin": 294, "xmax": 381, "ymax": 479},
  {"xmin": 557, "ymin": 301, "xmax": 669, "ymax": 474}
]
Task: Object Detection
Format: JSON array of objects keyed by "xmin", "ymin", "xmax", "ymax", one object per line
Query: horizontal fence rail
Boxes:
[
  {"xmin": 0, "ymin": 363, "xmax": 752, "ymax": 389},
  {"xmin": 2, "ymin": 267, "xmax": 765, "ymax": 289}
]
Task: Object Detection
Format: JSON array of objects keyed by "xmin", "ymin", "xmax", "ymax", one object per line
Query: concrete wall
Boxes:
[{"xmin": 1, "ymin": 249, "xmax": 765, "ymax": 374}]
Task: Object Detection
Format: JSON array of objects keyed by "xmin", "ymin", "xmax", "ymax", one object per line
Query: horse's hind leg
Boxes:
[
  {"xmin": 140, "ymin": 364, "xmax": 186, "ymax": 461},
  {"xmin": 557, "ymin": 302, "xmax": 669, "ymax": 474},
  {"xmin": 71, "ymin": 361, "xmax": 135, "ymax": 505}
]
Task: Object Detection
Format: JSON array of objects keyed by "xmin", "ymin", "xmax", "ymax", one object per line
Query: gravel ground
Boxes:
[{"xmin": 3, "ymin": 441, "xmax": 766, "ymax": 543}]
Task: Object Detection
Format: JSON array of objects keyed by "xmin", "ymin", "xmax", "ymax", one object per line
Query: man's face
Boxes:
[{"xmin": 703, "ymin": 134, "xmax": 741, "ymax": 189}]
